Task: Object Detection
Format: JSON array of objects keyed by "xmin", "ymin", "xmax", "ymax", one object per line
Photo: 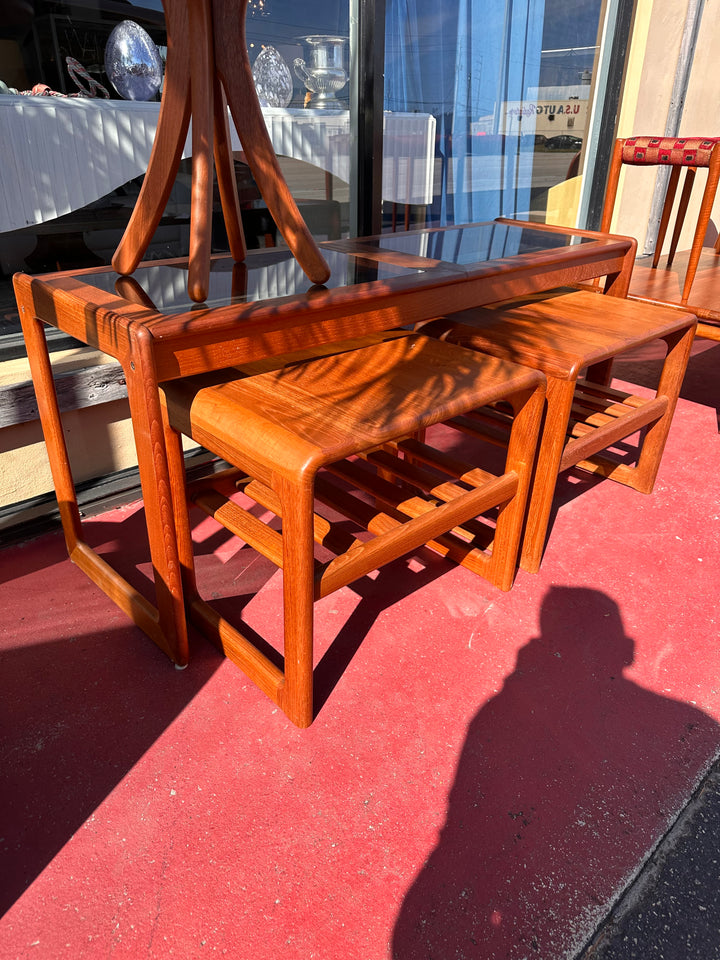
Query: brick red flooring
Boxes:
[{"xmin": 2, "ymin": 341, "xmax": 720, "ymax": 959}]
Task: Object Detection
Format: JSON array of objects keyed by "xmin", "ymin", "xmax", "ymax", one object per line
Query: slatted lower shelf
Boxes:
[
  {"xmin": 449, "ymin": 379, "xmax": 669, "ymax": 479},
  {"xmin": 186, "ymin": 421, "xmax": 517, "ymax": 601}
]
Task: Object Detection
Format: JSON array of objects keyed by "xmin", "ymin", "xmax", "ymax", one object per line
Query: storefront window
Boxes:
[
  {"xmin": 0, "ymin": 0, "xmax": 620, "ymax": 362},
  {"xmin": 0, "ymin": 0, "xmax": 352, "ymax": 358},
  {"xmin": 384, "ymin": 0, "xmax": 606, "ymax": 228}
]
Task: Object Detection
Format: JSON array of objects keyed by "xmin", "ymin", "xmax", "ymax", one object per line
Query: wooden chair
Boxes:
[
  {"xmin": 601, "ymin": 135, "xmax": 720, "ymax": 341},
  {"xmin": 160, "ymin": 331, "xmax": 545, "ymax": 726},
  {"xmin": 420, "ymin": 289, "xmax": 697, "ymax": 574}
]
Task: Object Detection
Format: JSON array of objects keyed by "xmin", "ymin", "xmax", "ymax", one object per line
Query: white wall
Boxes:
[{"xmin": 610, "ymin": 0, "xmax": 720, "ymax": 256}]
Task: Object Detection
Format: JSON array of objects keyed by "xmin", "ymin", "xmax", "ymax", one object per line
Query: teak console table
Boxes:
[{"xmin": 14, "ymin": 219, "xmax": 636, "ymax": 671}]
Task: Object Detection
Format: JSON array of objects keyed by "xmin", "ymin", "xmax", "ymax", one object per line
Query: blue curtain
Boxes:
[{"xmin": 385, "ymin": 0, "xmax": 545, "ymax": 224}]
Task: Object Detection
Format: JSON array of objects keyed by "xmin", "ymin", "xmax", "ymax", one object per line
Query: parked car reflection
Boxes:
[
  {"xmin": 545, "ymin": 134, "xmax": 583, "ymax": 150},
  {"xmin": 522, "ymin": 132, "xmax": 547, "ymax": 148}
]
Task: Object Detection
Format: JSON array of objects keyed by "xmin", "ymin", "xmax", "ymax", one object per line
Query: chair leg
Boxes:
[
  {"xmin": 667, "ymin": 167, "xmax": 695, "ymax": 268},
  {"xmin": 276, "ymin": 476, "xmax": 316, "ymax": 728},
  {"xmin": 599, "ymin": 138, "xmax": 624, "ymax": 234},
  {"xmin": 653, "ymin": 166, "xmax": 681, "ymax": 269},
  {"xmin": 682, "ymin": 150, "xmax": 720, "ymax": 303}
]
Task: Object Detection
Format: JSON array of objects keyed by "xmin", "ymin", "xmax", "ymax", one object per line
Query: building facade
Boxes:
[{"xmin": 0, "ymin": 0, "xmax": 717, "ymax": 526}]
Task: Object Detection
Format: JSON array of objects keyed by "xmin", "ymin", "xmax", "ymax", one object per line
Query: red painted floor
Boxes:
[{"xmin": 2, "ymin": 341, "xmax": 720, "ymax": 960}]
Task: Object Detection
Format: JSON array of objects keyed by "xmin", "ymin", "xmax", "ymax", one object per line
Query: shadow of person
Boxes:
[{"xmin": 392, "ymin": 587, "xmax": 720, "ymax": 959}]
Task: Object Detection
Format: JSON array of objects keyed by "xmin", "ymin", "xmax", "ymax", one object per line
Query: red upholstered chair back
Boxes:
[
  {"xmin": 621, "ymin": 136, "xmax": 720, "ymax": 168},
  {"xmin": 600, "ymin": 135, "xmax": 720, "ymax": 305}
]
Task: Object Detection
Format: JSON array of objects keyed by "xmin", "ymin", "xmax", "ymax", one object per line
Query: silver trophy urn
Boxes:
[{"xmin": 294, "ymin": 35, "xmax": 347, "ymax": 109}]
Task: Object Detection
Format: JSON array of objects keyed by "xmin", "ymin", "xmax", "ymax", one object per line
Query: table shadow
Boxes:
[
  {"xmin": 0, "ymin": 624, "xmax": 223, "ymax": 918},
  {"xmin": 392, "ymin": 586, "xmax": 720, "ymax": 959},
  {"xmin": 0, "ymin": 508, "xmax": 246, "ymax": 917}
]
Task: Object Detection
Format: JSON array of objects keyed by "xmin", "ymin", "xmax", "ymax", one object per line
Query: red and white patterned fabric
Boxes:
[
  {"xmin": 622, "ymin": 136, "xmax": 720, "ymax": 167},
  {"xmin": 9, "ymin": 57, "xmax": 110, "ymax": 99}
]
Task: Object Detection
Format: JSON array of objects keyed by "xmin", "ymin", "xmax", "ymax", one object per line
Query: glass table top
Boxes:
[
  {"xmin": 76, "ymin": 247, "xmax": 430, "ymax": 316},
  {"xmin": 352, "ymin": 221, "xmax": 595, "ymax": 265},
  {"xmin": 70, "ymin": 221, "xmax": 602, "ymax": 317}
]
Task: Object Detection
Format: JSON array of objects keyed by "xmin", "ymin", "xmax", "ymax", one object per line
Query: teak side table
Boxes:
[
  {"xmin": 161, "ymin": 330, "xmax": 546, "ymax": 725},
  {"xmin": 422, "ymin": 288, "xmax": 697, "ymax": 572},
  {"xmin": 14, "ymin": 221, "xmax": 637, "ymax": 672}
]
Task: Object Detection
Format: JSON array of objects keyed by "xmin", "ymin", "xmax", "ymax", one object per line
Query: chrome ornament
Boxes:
[{"xmin": 104, "ymin": 20, "xmax": 164, "ymax": 101}]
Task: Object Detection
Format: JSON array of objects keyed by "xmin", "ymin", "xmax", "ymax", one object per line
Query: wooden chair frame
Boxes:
[{"xmin": 601, "ymin": 136, "xmax": 720, "ymax": 342}]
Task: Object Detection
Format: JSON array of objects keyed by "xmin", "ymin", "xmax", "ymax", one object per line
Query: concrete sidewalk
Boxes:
[{"xmin": 2, "ymin": 338, "xmax": 720, "ymax": 959}]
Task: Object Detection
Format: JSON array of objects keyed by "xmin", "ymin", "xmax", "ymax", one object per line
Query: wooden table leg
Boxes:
[
  {"xmin": 18, "ymin": 306, "xmax": 187, "ymax": 662},
  {"xmin": 595, "ymin": 239, "xmax": 637, "ymax": 385},
  {"xmin": 520, "ymin": 377, "xmax": 577, "ymax": 573},
  {"xmin": 19, "ymin": 311, "xmax": 84, "ymax": 551},
  {"xmin": 603, "ymin": 236, "xmax": 636, "ymax": 299},
  {"xmin": 488, "ymin": 382, "xmax": 545, "ymax": 590},
  {"xmin": 275, "ymin": 476, "xmax": 316, "ymax": 728},
  {"xmin": 585, "ymin": 357, "xmax": 615, "ymax": 386},
  {"xmin": 522, "ymin": 323, "xmax": 695, "ymax": 571},
  {"xmin": 124, "ymin": 334, "xmax": 190, "ymax": 665},
  {"xmin": 625, "ymin": 323, "xmax": 696, "ymax": 493}
]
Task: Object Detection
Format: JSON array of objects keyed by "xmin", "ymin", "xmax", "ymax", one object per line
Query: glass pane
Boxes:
[
  {"xmin": 244, "ymin": 1, "xmax": 351, "ymax": 243},
  {"xmin": 78, "ymin": 247, "xmax": 429, "ymax": 315},
  {"xmin": 0, "ymin": 0, "xmax": 353, "ymax": 357},
  {"xmin": 384, "ymin": 0, "xmax": 605, "ymax": 229},
  {"xmin": 359, "ymin": 221, "xmax": 596, "ymax": 262},
  {"xmin": 75, "ymin": 220, "xmax": 600, "ymax": 316}
]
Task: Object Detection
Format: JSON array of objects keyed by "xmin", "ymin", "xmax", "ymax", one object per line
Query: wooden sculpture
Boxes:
[{"xmin": 112, "ymin": 0, "xmax": 330, "ymax": 302}]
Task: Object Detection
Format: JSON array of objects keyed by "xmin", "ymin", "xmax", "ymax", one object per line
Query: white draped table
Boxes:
[{"xmin": 0, "ymin": 96, "xmax": 436, "ymax": 233}]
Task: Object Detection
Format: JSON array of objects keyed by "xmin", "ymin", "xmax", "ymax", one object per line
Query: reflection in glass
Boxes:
[
  {"xmin": 384, "ymin": 0, "xmax": 606, "ymax": 229},
  {"xmin": 252, "ymin": 45, "xmax": 294, "ymax": 107},
  {"xmin": 84, "ymin": 248, "xmax": 428, "ymax": 316},
  {"xmin": 294, "ymin": 36, "xmax": 348, "ymax": 110},
  {"xmin": 363, "ymin": 222, "xmax": 593, "ymax": 264},
  {"xmin": 104, "ymin": 20, "xmax": 164, "ymax": 101}
]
